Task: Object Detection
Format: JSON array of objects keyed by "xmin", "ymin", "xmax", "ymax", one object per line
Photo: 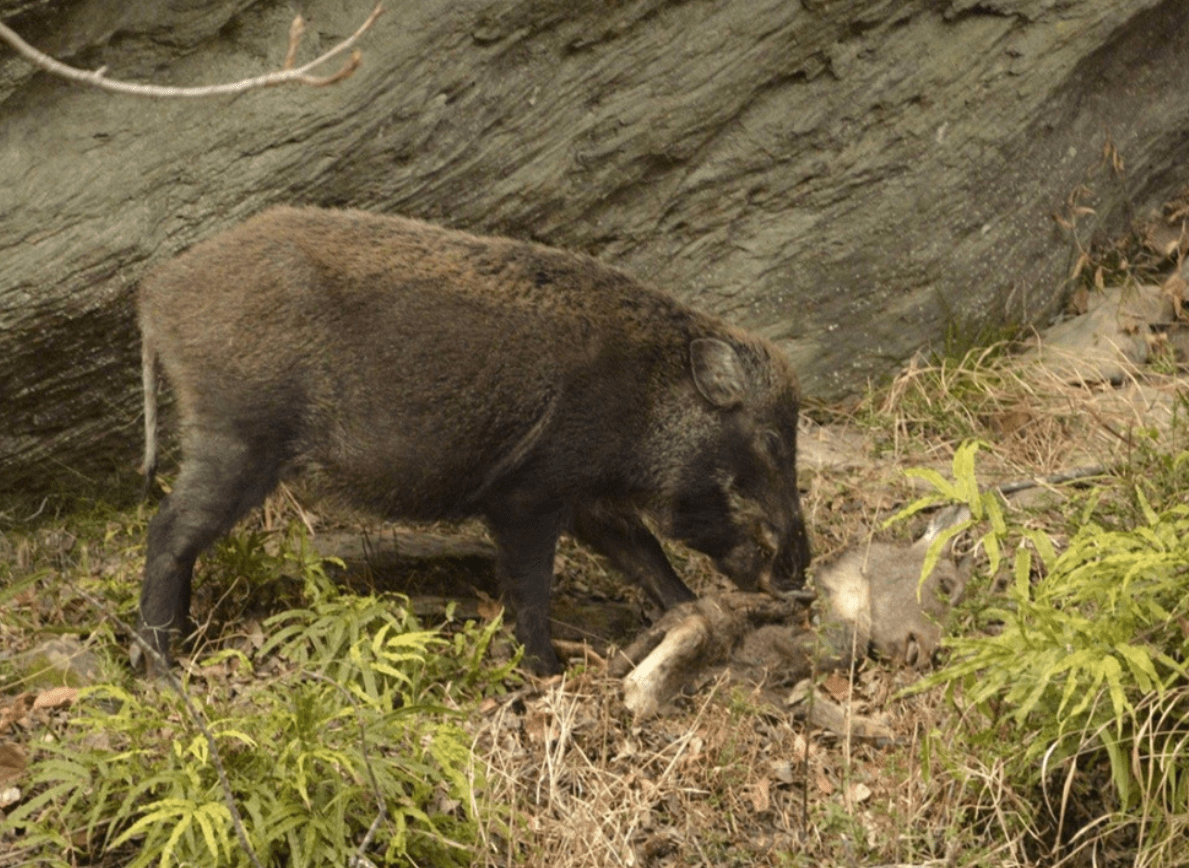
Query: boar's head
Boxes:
[{"xmin": 660, "ymin": 336, "xmax": 811, "ymax": 595}]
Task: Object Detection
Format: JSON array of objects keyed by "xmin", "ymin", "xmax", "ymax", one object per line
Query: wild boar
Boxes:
[{"xmin": 136, "ymin": 206, "xmax": 811, "ymax": 674}]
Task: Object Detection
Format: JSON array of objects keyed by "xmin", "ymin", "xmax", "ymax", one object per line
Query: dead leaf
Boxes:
[
  {"xmin": 245, "ymin": 619, "xmax": 266, "ymax": 651},
  {"xmin": 477, "ymin": 598, "xmax": 504, "ymax": 622},
  {"xmin": 0, "ymin": 693, "xmax": 34, "ymax": 734},
  {"xmin": 805, "ymin": 693, "xmax": 897, "ymax": 743},
  {"xmin": 525, "ymin": 708, "xmax": 550, "ymax": 744},
  {"xmin": 33, "ymin": 686, "xmax": 78, "ymax": 710},
  {"xmin": 1069, "ymin": 252, "xmax": 1089, "ymax": 282},
  {"xmin": 814, "ymin": 765, "xmax": 834, "ymax": 795},
  {"xmin": 770, "ymin": 758, "xmax": 796, "ymax": 784},
  {"xmin": 821, "ymin": 672, "xmax": 851, "ymax": 701},
  {"xmin": 0, "ymin": 785, "xmax": 20, "ymax": 808},
  {"xmin": 612, "ymin": 737, "xmax": 639, "ymax": 762},
  {"xmin": 847, "ymin": 781, "xmax": 872, "ymax": 804},
  {"xmin": 1143, "ymin": 221, "xmax": 1187, "ymax": 259},
  {"xmin": 792, "ymin": 732, "xmax": 808, "ymax": 763},
  {"xmin": 749, "ymin": 776, "xmax": 770, "ymax": 812},
  {"xmin": 0, "ymin": 742, "xmax": 27, "ymax": 787},
  {"xmin": 1163, "ymin": 272, "xmax": 1186, "ymax": 319},
  {"xmin": 80, "ymin": 730, "xmax": 113, "ymax": 752},
  {"xmin": 435, "ymin": 791, "xmax": 461, "ymax": 814}
]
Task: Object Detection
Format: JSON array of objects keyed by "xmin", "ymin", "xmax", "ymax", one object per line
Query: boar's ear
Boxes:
[{"xmin": 690, "ymin": 338, "xmax": 749, "ymax": 408}]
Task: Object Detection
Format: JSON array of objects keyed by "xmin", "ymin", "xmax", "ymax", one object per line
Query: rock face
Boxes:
[{"xmin": 2, "ymin": 0, "xmax": 1188, "ymax": 493}]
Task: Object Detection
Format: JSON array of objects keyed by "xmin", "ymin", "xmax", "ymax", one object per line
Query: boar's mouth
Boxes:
[
  {"xmin": 715, "ymin": 523, "xmax": 809, "ymax": 596},
  {"xmin": 667, "ymin": 484, "xmax": 809, "ymax": 595},
  {"xmin": 722, "ymin": 482, "xmax": 811, "ymax": 593}
]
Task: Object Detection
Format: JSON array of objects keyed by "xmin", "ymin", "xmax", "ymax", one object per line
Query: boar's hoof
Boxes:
[{"xmin": 520, "ymin": 641, "xmax": 563, "ymax": 677}]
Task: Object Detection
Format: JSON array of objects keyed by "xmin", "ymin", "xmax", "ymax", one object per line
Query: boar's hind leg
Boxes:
[
  {"xmin": 573, "ymin": 504, "xmax": 697, "ymax": 610},
  {"xmin": 138, "ymin": 431, "xmax": 283, "ymax": 671},
  {"xmin": 486, "ymin": 505, "xmax": 566, "ymax": 676}
]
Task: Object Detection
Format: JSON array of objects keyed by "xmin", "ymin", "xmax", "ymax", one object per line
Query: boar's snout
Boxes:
[
  {"xmin": 770, "ymin": 509, "xmax": 812, "ymax": 592},
  {"xmin": 712, "ymin": 490, "xmax": 811, "ymax": 596}
]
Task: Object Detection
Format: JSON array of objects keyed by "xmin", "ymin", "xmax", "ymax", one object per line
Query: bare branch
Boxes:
[
  {"xmin": 284, "ymin": 15, "xmax": 307, "ymax": 71},
  {"xmin": 0, "ymin": 3, "xmax": 382, "ymax": 98}
]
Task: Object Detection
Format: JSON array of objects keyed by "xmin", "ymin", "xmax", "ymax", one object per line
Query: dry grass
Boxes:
[
  {"xmin": 472, "ymin": 671, "xmax": 871, "ymax": 867},
  {"xmin": 463, "ymin": 660, "xmax": 1050, "ymax": 867},
  {"xmin": 864, "ymin": 344, "xmax": 1184, "ymax": 477}
]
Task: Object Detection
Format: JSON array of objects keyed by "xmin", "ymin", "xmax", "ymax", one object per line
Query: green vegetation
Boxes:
[
  {"xmin": 2, "ymin": 519, "xmax": 515, "ymax": 868},
  {"xmin": 896, "ymin": 430, "xmax": 1189, "ymax": 866}
]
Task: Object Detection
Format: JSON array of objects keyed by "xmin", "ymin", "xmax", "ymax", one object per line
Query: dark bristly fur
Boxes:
[{"xmin": 137, "ymin": 206, "xmax": 811, "ymax": 674}]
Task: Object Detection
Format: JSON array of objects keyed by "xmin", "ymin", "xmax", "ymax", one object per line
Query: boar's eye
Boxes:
[{"xmin": 759, "ymin": 429, "xmax": 784, "ymax": 461}]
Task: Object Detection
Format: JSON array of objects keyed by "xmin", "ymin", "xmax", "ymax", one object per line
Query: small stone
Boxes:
[{"xmin": 13, "ymin": 637, "xmax": 103, "ymax": 689}]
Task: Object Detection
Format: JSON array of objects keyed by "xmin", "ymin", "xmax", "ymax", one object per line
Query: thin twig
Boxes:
[
  {"xmin": 283, "ymin": 15, "xmax": 307, "ymax": 71},
  {"xmin": 303, "ymin": 671, "xmax": 388, "ymax": 868},
  {"xmin": 0, "ymin": 3, "xmax": 382, "ymax": 98},
  {"xmin": 993, "ymin": 464, "xmax": 1109, "ymax": 495},
  {"xmin": 23, "ymin": 496, "xmax": 49, "ymax": 522}
]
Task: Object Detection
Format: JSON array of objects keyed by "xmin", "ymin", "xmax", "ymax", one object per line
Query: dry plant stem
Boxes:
[
  {"xmin": 190, "ymin": 577, "xmax": 244, "ymax": 655},
  {"xmin": 540, "ymin": 677, "xmax": 583, "ymax": 810},
  {"xmin": 655, "ymin": 674, "xmax": 725, "ymax": 789},
  {"xmin": 842, "ymin": 615, "xmax": 858, "ymax": 810},
  {"xmin": 802, "ymin": 635, "xmax": 823, "ymax": 830},
  {"xmin": 993, "ymin": 464, "xmax": 1108, "ymax": 495},
  {"xmin": 553, "ymin": 638, "xmax": 607, "ymax": 668},
  {"xmin": 277, "ymin": 481, "xmax": 317, "ymax": 536},
  {"xmin": 71, "ymin": 587, "xmax": 265, "ymax": 868},
  {"xmin": 801, "ymin": 689, "xmax": 809, "ymax": 828},
  {"xmin": 302, "ymin": 671, "xmax": 387, "ymax": 868},
  {"xmin": 0, "ymin": 3, "xmax": 382, "ymax": 98}
]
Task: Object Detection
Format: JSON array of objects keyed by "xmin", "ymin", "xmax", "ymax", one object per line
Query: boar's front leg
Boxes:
[
  {"xmin": 485, "ymin": 503, "xmax": 567, "ymax": 675},
  {"xmin": 572, "ymin": 502, "xmax": 697, "ymax": 610}
]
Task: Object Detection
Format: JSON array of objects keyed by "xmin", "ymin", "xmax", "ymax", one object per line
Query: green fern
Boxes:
[
  {"xmin": 7, "ymin": 523, "xmax": 512, "ymax": 868},
  {"xmin": 902, "ymin": 441, "xmax": 1189, "ymax": 863}
]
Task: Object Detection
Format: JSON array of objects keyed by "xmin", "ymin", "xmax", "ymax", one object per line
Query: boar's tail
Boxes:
[{"xmin": 141, "ymin": 335, "xmax": 159, "ymax": 499}]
